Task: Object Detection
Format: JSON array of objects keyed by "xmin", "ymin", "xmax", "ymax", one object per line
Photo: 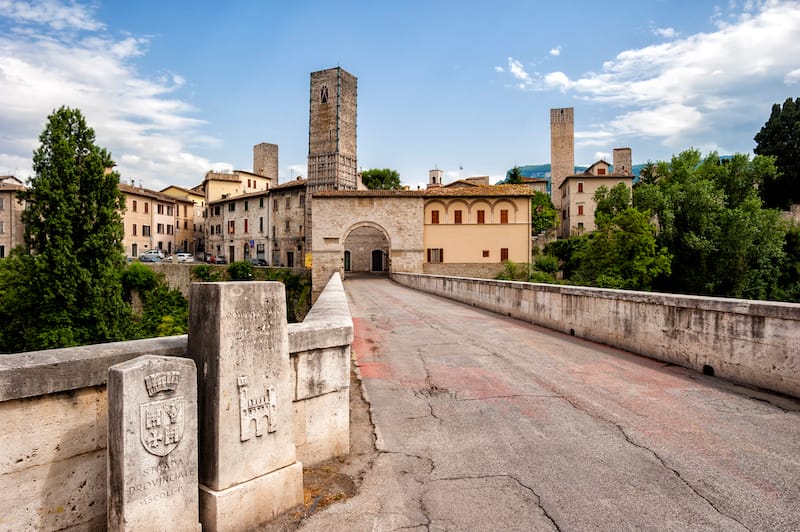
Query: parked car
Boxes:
[
  {"xmin": 139, "ymin": 249, "xmax": 164, "ymax": 262},
  {"xmin": 175, "ymin": 252, "xmax": 195, "ymax": 263},
  {"xmin": 250, "ymin": 258, "xmax": 267, "ymax": 267},
  {"xmin": 213, "ymin": 255, "xmax": 227, "ymax": 264}
]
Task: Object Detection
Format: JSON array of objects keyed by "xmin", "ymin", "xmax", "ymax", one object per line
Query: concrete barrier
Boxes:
[
  {"xmin": 0, "ymin": 273, "xmax": 352, "ymax": 531},
  {"xmin": 393, "ymin": 273, "xmax": 800, "ymax": 399}
]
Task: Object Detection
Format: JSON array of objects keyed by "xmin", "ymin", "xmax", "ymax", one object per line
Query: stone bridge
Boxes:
[{"xmin": 1, "ymin": 272, "xmax": 798, "ymax": 530}]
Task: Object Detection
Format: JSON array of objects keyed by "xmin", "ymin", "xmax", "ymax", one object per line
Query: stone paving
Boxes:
[{"xmin": 299, "ymin": 276, "xmax": 800, "ymax": 531}]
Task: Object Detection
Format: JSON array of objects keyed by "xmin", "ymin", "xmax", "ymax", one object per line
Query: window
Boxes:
[
  {"xmin": 184, "ymin": 205, "xmax": 188, "ymax": 217},
  {"xmin": 157, "ymin": 223, "xmax": 164, "ymax": 234},
  {"xmin": 477, "ymin": 210, "xmax": 485, "ymax": 224},
  {"xmin": 144, "ymin": 202, "xmax": 149, "ymax": 214},
  {"xmin": 578, "ymin": 182, "xmax": 584, "ymax": 193},
  {"xmin": 454, "ymin": 210, "xmax": 462, "ymax": 224},
  {"xmin": 273, "ymin": 199, "xmax": 278, "ymax": 210},
  {"xmin": 500, "ymin": 210, "xmax": 509, "ymax": 224},
  {"xmin": 228, "ymin": 203, "xmax": 235, "ymax": 212},
  {"xmin": 167, "ymin": 225, "xmax": 173, "ymax": 235},
  {"xmin": 143, "ymin": 225, "xmax": 151, "ymax": 236},
  {"xmin": 482, "ymin": 250, "xmax": 489, "ymax": 258},
  {"xmin": 157, "ymin": 204, "xmax": 164, "ymax": 215},
  {"xmin": 184, "ymin": 220, "xmax": 188, "ymax": 229},
  {"xmin": 244, "ymin": 219, "xmax": 249, "ymax": 233},
  {"xmin": 167, "ymin": 205, "xmax": 173, "ymax": 216},
  {"xmin": 427, "ymin": 248, "xmax": 444, "ymax": 263},
  {"xmin": 132, "ymin": 224, "xmax": 137, "ymax": 236},
  {"xmin": 244, "ymin": 200, "xmax": 249, "ymax": 211},
  {"xmin": 228, "ymin": 220, "xmax": 235, "ymax": 234},
  {"xmin": 272, "ymin": 226, "xmax": 276, "ymax": 238},
  {"xmin": 216, "ymin": 224, "xmax": 221, "ymax": 234},
  {"xmin": 259, "ymin": 197, "xmax": 264, "ymax": 208},
  {"xmin": 214, "ymin": 205, "xmax": 220, "ymax": 216},
  {"xmin": 0, "ymin": 245, "xmax": 4, "ymax": 258},
  {"xmin": 210, "ymin": 225, "xmax": 214, "ymax": 235},
  {"xmin": 284, "ymin": 220, "xmax": 290, "ymax": 231},
  {"xmin": 259, "ymin": 217, "xmax": 264, "ymax": 232},
  {"xmin": 0, "ymin": 221, "xmax": 4, "ymax": 233},
  {"xmin": 431, "ymin": 210, "xmax": 440, "ymax": 224},
  {"xmin": 597, "ymin": 168, "xmax": 606, "ymax": 175},
  {"xmin": 193, "ymin": 223, "xmax": 197, "ymax": 232},
  {"xmin": 577, "ymin": 222, "xmax": 584, "ymax": 229},
  {"xmin": 285, "ymin": 197, "xmax": 290, "ymax": 208},
  {"xmin": 131, "ymin": 200, "xmax": 137, "ymax": 212},
  {"xmin": 578, "ymin": 205, "xmax": 584, "ymax": 216},
  {"xmin": 300, "ymin": 195, "xmax": 305, "ymax": 207},
  {"xmin": 247, "ymin": 179, "xmax": 251, "ymax": 188},
  {"xmin": 501, "ymin": 248, "xmax": 509, "ymax": 261}
]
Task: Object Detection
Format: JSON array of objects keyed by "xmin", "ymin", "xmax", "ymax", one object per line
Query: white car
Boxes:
[
  {"xmin": 139, "ymin": 249, "xmax": 165, "ymax": 261},
  {"xmin": 176, "ymin": 252, "xmax": 195, "ymax": 263}
]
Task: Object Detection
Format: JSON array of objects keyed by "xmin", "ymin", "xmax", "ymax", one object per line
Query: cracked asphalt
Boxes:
[{"xmin": 299, "ymin": 276, "xmax": 800, "ymax": 532}]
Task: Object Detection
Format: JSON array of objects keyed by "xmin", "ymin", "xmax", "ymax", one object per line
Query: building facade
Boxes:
[
  {"xmin": 160, "ymin": 185, "xmax": 206, "ymax": 256},
  {"xmin": 205, "ymin": 190, "xmax": 271, "ymax": 263},
  {"xmin": 0, "ymin": 176, "xmax": 26, "ymax": 258},
  {"xmin": 270, "ymin": 179, "xmax": 307, "ymax": 267},
  {"xmin": 119, "ymin": 183, "xmax": 179, "ymax": 258}
]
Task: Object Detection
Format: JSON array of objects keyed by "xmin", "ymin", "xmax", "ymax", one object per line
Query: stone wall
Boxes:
[
  {"xmin": 393, "ymin": 273, "xmax": 800, "ymax": 399},
  {"xmin": 0, "ymin": 274, "xmax": 352, "ymax": 531},
  {"xmin": 422, "ymin": 262, "xmax": 505, "ymax": 279}
]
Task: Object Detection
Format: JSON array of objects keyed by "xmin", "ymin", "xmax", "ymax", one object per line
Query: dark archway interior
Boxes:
[{"xmin": 344, "ymin": 226, "xmax": 389, "ymax": 274}]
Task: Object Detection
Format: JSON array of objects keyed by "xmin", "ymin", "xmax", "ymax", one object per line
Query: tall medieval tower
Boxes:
[
  {"xmin": 550, "ymin": 107, "xmax": 574, "ymax": 209},
  {"xmin": 307, "ymin": 67, "xmax": 358, "ymax": 193},
  {"xmin": 305, "ymin": 67, "xmax": 358, "ymax": 256}
]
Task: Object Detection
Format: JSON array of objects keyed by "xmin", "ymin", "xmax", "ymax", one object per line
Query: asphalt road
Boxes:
[{"xmin": 300, "ymin": 276, "xmax": 800, "ymax": 532}]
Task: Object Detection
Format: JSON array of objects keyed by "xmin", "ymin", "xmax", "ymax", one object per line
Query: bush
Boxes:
[
  {"xmin": 121, "ymin": 262, "xmax": 158, "ymax": 292},
  {"xmin": 495, "ymin": 261, "xmax": 530, "ymax": 281},
  {"xmin": 191, "ymin": 264, "xmax": 221, "ymax": 282},
  {"xmin": 534, "ymin": 255, "xmax": 559, "ymax": 274},
  {"xmin": 228, "ymin": 261, "xmax": 254, "ymax": 281},
  {"xmin": 529, "ymin": 271, "xmax": 556, "ymax": 284}
]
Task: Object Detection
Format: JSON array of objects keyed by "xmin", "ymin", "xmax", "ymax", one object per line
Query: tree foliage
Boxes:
[
  {"xmin": 506, "ymin": 166, "xmax": 523, "ymax": 184},
  {"xmin": 754, "ymin": 97, "xmax": 800, "ymax": 209},
  {"xmin": 531, "ymin": 191, "xmax": 558, "ymax": 234},
  {"xmin": 0, "ymin": 107, "xmax": 129, "ymax": 352},
  {"xmin": 361, "ymin": 168, "xmax": 402, "ymax": 190},
  {"xmin": 634, "ymin": 149, "xmax": 788, "ymax": 299},
  {"xmin": 593, "ymin": 182, "xmax": 632, "ymax": 222}
]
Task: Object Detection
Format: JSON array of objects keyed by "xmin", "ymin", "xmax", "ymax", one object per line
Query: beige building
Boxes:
[
  {"xmin": 161, "ymin": 185, "xmax": 206, "ymax": 256},
  {"xmin": 558, "ymin": 151, "xmax": 633, "ymax": 238},
  {"xmin": 0, "ymin": 176, "xmax": 26, "ymax": 258},
  {"xmin": 119, "ymin": 183, "xmax": 179, "ymax": 258},
  {"xmin": 310, "ymin": 185, "xmax": 532, "ymax": 298},
  {"xmin": 269, "ymin": 178, "xmax": 307, "ymax": 267},
  {"xmin": 206, "ymin": 190, "xmax": 271, "ymax": 263}
]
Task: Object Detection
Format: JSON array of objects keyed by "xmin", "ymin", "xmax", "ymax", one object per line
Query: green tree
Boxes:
[
  {"xmin": 361, "ymin": 168, "xmax": 402, "ymax": 190},
  {"xmin": 506, "ymin": 166, "xmax": 523, "ymax": 184},
  {"xmin": 531, "ymin": 191, "xmax": 558, "ymax": 234},
  {"xmin": 593, "ymin": 182, "xmax": 632, "ymax": 221},
  {"xmin": 754, "ymin": 97, "xmax": 800, "ymax": 209},
  {"xmin": 0, "ymin": 107, "xmax": 129, "ymax": 352},
  {"xmin": 575, "ymin": 208, "xmax": 671, "ymax": 290}
]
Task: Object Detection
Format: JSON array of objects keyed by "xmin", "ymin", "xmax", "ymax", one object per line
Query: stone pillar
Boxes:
[
  {"xmin": 107, "ymin": 355, "xmax": 199, "ymax": 531},
  {"xmin": 188, "ymin": 282, "xmax": 303, "ymax": 531}
]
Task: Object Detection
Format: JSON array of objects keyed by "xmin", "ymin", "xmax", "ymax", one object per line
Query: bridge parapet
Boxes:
[
  {"xmin": 393, "ymin": 273, "xmax": 800, "ymax": 399},
  {"xmin": 0, "ymin": 273, "xmax": 352, "ymax": 531}
]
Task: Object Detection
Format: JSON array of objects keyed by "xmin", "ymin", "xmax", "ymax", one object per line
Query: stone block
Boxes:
[
  {"xmin": 107, "ymin": 355, "xmax": 199, "ymax": 531},
  {"xmin": 295, "ymin": 389, "xmax": 350, "ymax": 466},
  {"xmin": 293, "ymin": 346, "xmax": 350, "ymax": 400},
  {"xmin": 198, "ymin": 461, "xmax": 303, "ymax": 532},
  {"xmin": 188, "ymin": 282, "xmax": 303, "ymax": 528}
]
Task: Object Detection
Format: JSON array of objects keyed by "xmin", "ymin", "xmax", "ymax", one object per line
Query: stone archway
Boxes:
[{"xmin": 344, "ymin": 223, "xmax": 390, "ymax": 275}]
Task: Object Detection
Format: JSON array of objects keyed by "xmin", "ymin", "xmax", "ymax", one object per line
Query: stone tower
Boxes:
[
  {"xmin": 307, "ymin": 67, "xmax": 358, "ymax": 193},
  {"xmin": 428, "ymin": 168, "xmax": 443, "ymax": 188},
  {"xmin": 613, "ymin": 147, "xmax": 632, "ymax": 176},
  {"xmin": 550, "ymin": 107, "xmax": 574, "ymax": 209},
  {"xmin": 253, "ymin": 143, "xmax": 278, "ymax": 181}
]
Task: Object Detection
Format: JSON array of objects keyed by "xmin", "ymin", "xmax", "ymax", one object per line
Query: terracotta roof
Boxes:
[
  {"xmin": 443, "ymin": 180, "xmax": 480, "ymax": 188},
  {"xmin": 160, "ymin": 184, "xmax": 202, "ymax": 196},
  {"xmin": 316, "ymin": 184, "xmax": 533, "ymax": 198},
  {"xmin": 207, "ymin": 188, "xmax": 270, "ymax": 206},
  {"xmin": 118, "ymin": 183, "xmax": 177, "ymax": 202},
  {"xmin": 204, "ymin": 172, "xmax": 240, "ymax": 183},
  {"xmin": 0, "ymin": 182, "xmax": 25, "ymax": 192},
  {"xmin": 520, "ymin": 176, "xmax": 548, "ymax": 183},
  {"xmin": 271, "ymin": 178, "xmax": 307, "ymax": 191}
]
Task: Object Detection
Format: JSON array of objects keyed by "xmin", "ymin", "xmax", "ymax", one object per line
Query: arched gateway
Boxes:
[{"xmin": 310, "ymin": 190, "xmax": 425, "ymax": 299}]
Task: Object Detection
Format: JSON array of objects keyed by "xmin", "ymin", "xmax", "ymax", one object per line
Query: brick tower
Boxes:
[
  {"xmin": 550, "ymin": 107, "xmax": 574, "ymax": 209},
  {"xmin": 307, "ymin": 67, "xmax": 358, "ymax": 193}
]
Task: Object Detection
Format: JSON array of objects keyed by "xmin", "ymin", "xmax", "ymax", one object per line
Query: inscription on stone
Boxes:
[
  {"xmin": 108, "ymin": 355, "xmax": 199, "ymax": 531},
  {"xmin": 238, "ymin": 375, "xmax": 277, "ymax": 441}
]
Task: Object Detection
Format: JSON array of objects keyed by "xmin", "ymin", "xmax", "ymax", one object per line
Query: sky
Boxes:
[{"xmin": 0, "ymin": 0, "xmax": 799, "ymax": 191}]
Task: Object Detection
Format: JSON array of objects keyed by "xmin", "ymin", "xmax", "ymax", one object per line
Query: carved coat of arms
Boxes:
[{"xmin": 140, "ymin": 396, "xmax": 184, "ymax": 456}]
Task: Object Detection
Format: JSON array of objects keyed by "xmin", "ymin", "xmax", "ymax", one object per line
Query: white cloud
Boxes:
[
  {"xmin": 594, "ymin": 151, "xmax": 611, "ymax": 162},
  {"xmin": 507, "ymin": 57, "xmax": 533, "ymax": 90},
  {"xmin": 283, "ymin": 164, "xmax": 306, "ymax": 181},
  {"xmin": 537, "ymin": 1, "xmax": 800, "ymax": 151},
  {"xmin": 0, "ymin": 0, "xmax": 228, "ymax": 188},
  {"xmin": 652, "ymin": 27, "xmax": 677, "ymax": 39},
  {"xmin": 494, "ymin": 65, "xmax": 504, "ymax": 73},
  {"xmin": 785, "ymin": 68, "xmax": 800, "ymax": 84},
  {"xmin": 549, "ymin": 46, "xmax": 562, "ymax": 57}
]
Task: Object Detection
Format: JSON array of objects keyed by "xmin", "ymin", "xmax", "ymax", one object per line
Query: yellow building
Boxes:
[
  {"xmin": 423, "ymin": 185, "xmax": 532, "ymax": 275},
  {"xmin": 160, "ymin": 185, "xmax": 206, "ymax": 256},
  {"xmin": 119, "ymin": 183, "xmax": 179, "ymax": 258},
  {"xmin": 0, "ymin": 176, "xmax": 26, "ymax": 258}
]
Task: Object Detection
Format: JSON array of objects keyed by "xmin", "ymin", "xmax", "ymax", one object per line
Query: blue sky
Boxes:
[{"xmin": 1, "ymin": 1, "xmax": 799, "ymax": 191}]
